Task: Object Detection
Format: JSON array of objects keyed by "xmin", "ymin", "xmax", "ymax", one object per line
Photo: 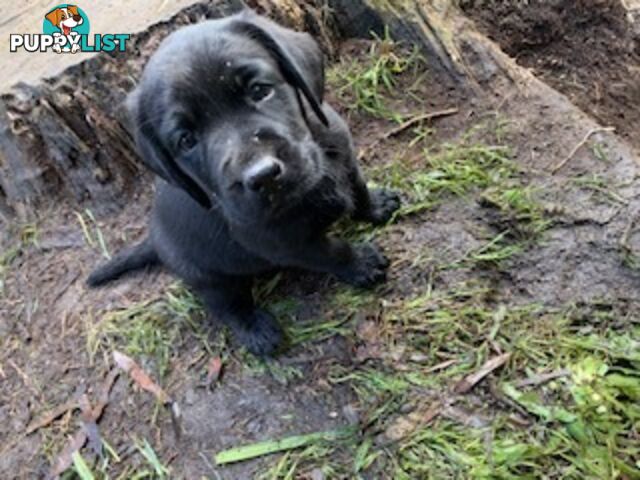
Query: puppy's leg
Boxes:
[
  {"xmin": 193, "ymin": 276, "xmax": 283, "ymax": 356},
  {"xmin": 350, "ymin": 168, "xmax": 401, "ymax": 225},
  {"xmin": 282, "ymin": 237, "xmax": 389, "ymax": 289}
]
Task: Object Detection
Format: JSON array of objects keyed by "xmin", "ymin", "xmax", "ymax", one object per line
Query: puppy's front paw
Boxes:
[
  {"xmin": 234, "ymin": 309, "xmax": 284, "ymax": 356},
  {"xmin": 367, "ymin": 189, "xmax": 401, "ymax": 225},
  {"xmin": 338, "ymin": 243, "xmax": 389, "ymax": 288}
]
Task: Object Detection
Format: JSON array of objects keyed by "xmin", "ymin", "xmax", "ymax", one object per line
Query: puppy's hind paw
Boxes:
[
  {"xmin": 366, "ymin": 188, "xmax": 401, "ymax": 225},
  {"xmin": 338, "ymin": 243, "xmax": 389, "ymax": 289},
  {"xmin": 234, "ymin": 309, "xmax": 284, "ymax": 357}
]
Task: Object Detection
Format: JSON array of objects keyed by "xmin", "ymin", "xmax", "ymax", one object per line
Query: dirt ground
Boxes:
[
  {"xmin": 461, "ymin": 0, "xmax": 640, "ymax": 149},
  {"xmin": 1, "ymin": 1, "xmax": 640, "ymax": 479}
]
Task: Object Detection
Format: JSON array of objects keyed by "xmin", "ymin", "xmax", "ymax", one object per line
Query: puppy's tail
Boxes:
[{"xmin": 87, "ymin": 238, "xmax": 159, "ymax": 287}]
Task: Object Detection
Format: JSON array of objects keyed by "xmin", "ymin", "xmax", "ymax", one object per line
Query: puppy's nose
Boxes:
[{"xmin": 243, "ymin": 156, "xmax": 284, "ymax": 192}]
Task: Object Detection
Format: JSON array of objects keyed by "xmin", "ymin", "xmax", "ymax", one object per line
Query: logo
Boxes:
[{"xmin": 9, "ymin": 4, "xmax": 130, "ymax": 54}]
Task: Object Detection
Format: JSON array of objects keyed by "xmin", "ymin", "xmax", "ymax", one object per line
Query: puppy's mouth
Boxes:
[{"xmin": 222, "ymin": 170, "xmax": 320, "ymax": 226}]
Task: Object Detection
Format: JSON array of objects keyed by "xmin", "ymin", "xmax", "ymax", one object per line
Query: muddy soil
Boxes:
[
  {"xmin": 0, "ymin": 37, "xmax": 468, "ymax": 479},
  {"xmin": 461, "ymin": 0, "xmax": 640, "ymax": 149}
]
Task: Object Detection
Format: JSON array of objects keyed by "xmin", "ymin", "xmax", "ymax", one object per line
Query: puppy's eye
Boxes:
[
  {"xmin": 177, "ymin": 131, "xmax": 197, "ymax": 152},
  {"xmin": 248, "ymin": 83, "xmax": 274, "ymax": 102}
]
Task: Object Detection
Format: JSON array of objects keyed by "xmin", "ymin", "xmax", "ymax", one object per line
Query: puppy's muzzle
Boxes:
[{"xmin": 243, "ymin": 156, "xmax": 285, "ymax": 192}]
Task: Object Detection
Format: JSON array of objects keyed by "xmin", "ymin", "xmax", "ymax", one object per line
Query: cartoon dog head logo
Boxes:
[{"xmin": 43, "ymin": 4, "xmax": 90, "ymax": 53}]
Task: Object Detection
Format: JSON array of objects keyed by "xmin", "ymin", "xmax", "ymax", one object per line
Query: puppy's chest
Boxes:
[{"xmin": 301, "ymin": 175, "xmax": 353, "ymax": 221}]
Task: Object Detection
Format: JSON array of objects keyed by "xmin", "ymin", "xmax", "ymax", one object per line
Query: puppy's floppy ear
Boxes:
[
  {"xmin": 231, "ymin": 14, "xmax": 329, "ymax": 127},
  {"xmin": 68, "ymin": 6, "xmax": 79, "ymax": 16},
  {"xmin": 126, "ymin": 89, "xmax": 212, "ymax": 209},
  {"xmin": 45, "ymin": 8, "xmax": 62, "ymax": 27}
]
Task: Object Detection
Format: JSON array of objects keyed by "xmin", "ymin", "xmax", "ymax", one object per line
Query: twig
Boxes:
[
  {"xmin": 514, "ymin": 369, "xmax": 570, "ymax": 388},
  {"xmin": 7, "ymin": 359, "xmax": 41, "ymax": 399},
  {"xmin": 26, "ymin": 398, "xmax": 80, "ymax": 435},
  {"xmin": 358, "ymin": 107, "xmax": 458, "ymax": 161},
  {"xmin": 551, "ymin": 126, "xmax": 615, "ymax": 174},
  {"xmin": 454, "ymin": 353, "xmax": 511, "ymax": 394},
  {"xmin": 423, "ymin": 359, "xmax": 457, "ymax": 374}
]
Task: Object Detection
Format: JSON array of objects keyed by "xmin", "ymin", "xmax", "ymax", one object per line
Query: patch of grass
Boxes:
[
  {"xmin": 368, "ymin": 124, "xmax": 553, "ymax": 272},
  {"xmin": 87, "ymin": 283, "xmax": 212, "ymax": 377},
  {"xmin": 262, "ymin": 273, "xmax": 640, "ymax": 478},
  {"xmin": 242, "ymin": 288, "xmax": 378, "ymax": 384},
  {"xmin": 392, "ymin": 341, "xmax": 640, "ymax": 479},
  {"xmin": 259, "ymin": 443, "xmax": 345, "ymax": 480},
  {"xmin": 480, "ymin": 186, "xmax": 552, "ymax": 238},
  {"xmin": 573, "ymin": 173, "xmax": 629, "ymax": 206},
  {"xmin": 240, "ymin": 353, "xmax": 304, "ymax": 385},
  {"xmin": 376, "ymin": 142, "xmax": 517, "ymax": 219},
  {"xmin": 466, "ymin": 231, "xmax": 524, "ymax": 266},
  {"xmin": 264, "ymin": 287, "xmax": 377, "ymax": 348},
  {"xmin": 61, "ymin": 437, "xmax": 170, "ymax": 480},
  {"xmin": 621, "ymin": 250, "xmax": 640, "ymax": 270},
  {"xmin": 328, "ymin": 28, "xmax": 423, "ymax": 121}
]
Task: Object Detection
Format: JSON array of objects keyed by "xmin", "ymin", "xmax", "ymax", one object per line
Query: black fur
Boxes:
[
  {"xmin": 88, "ymin": 11, "xmax": 401, "ymax": 356},
  {"xmin": 87, "ymin": 238, "xmax": 158, "ymax": 286}
]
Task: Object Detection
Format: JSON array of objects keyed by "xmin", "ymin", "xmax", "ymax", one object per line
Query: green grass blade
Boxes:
[
  {"xmin": 215, "ymin": 427, "xmax": 355, "ymax": 465},
  {"xmin": 72, "ymin": 451, "xmax": 96, "ymax": 480},
  {"xmin": 135, "ymin": 438, "xmax": 169, "ymax": 478}
]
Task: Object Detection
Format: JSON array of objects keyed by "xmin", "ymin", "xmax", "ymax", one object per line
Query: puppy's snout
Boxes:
[
  {"xmin": 73, "ymin": 14, "xmax": 82, "ymax": 22},
  {"xmin": 243, "ymin": 156, "xmax": 284, "ymax": 192}
]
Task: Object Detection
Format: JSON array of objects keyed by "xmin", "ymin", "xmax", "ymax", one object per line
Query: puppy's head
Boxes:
[{"xmin": 128, "ymin": 11, "xmax": 329, "ymax": 225}]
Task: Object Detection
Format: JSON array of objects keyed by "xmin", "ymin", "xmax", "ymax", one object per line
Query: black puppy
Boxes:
[{"xmin": 88, "ymin": 11, "xmax": 401, "ymax": 355}]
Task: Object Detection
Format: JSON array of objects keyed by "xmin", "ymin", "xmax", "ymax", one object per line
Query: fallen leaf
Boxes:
[
  {"xmin": 356, "ymin": 319, "xmax": 379, "ymax": 344},
  {"xmin": 79, "ymin": 394, "xmax": 101, "ymax": 458},
  {"xmin": 424, "ymin": 359, "xmax": 457, "ymax": 374},
  {"xmin": 113, "ymin": 351, "xmax": 182, "ymax": 439},
  {"xmin": 47, "ymin": 429, "xmax": 88, "ymax": 479},
  {"xmin": 205, "ymin": 357, "xmax": 222, "ymax": 388},
  {"xmin": 454, "ymin": 353, "xmax": 511, "ymax": 394},
  {"xmin": 26, "ymin": 398, "xmax": 79, "ymax": 435},
  {"xmin": 385, "ymin": 413, "xmax": 421, "ymax": 441},
  {"xmin": 46, "ymin": 369, "xmax": 119, "ymax": 479},
  {"xmin": 442, "ymin": 405, "xmax": 490, "ymax": 428},
  {"xmin": 384, "ymin": 401, "xmax": 442, "ymax": 441},
  {"xmin": 113, "ymin": 351, "xmax": 171, "ymax": 404}
]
